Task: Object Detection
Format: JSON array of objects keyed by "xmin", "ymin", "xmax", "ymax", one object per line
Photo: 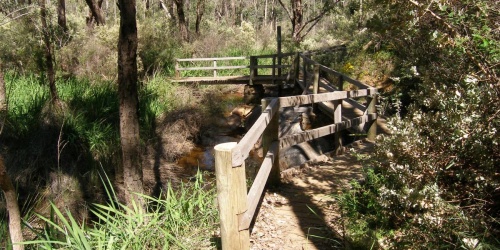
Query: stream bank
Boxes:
[{"xmin": 174, "ymin": 84, "xmax": 353, "ymax": 180}]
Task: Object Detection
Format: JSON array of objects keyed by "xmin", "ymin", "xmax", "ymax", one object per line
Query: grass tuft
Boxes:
[{"xmin": 22, "ymin": 170, "xmax": 218, "ymax": 249}]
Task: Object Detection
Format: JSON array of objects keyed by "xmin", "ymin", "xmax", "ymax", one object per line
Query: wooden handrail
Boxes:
[
  {"xmin": 176, "ymin": 56, "xmax": 247, "ymax": 62},
  {"xmin": 278, "ymin": 89, "xmax": 376, "ymax": 108},
  {"xmin": 239, "ymin": 141, "xmax": 279, "ymax": 230},
  {"xmin": 176, "ymin": 65, "xmax": 249, "ymax": 71},
  {"xmin": 279, "ymin": 114, "xmax": 377, "ymax": 149},
  {"xmin": 231, "ymin": 98, "xmax": 279, "ymax": 167}
]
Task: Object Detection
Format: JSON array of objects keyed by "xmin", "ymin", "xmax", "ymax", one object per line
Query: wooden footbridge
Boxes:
[{"xmin": 175, "ymin": 47, "xmax": 378, "ymax": 249}]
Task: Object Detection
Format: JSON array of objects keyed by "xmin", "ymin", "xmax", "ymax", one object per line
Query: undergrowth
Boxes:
[
  {"xmin": 22, "ymin": 171, "xmax": 218, "ymax": 249},
  {"xmin": 0, "ymin": 72, "xmax": 226, "ymax": 248}
]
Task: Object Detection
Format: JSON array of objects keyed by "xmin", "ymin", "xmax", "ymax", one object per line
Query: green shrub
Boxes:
[
  {"xmin": 23, "ymin": 171, "xmax": 218, "ymax": 250},
  {"xmin": 338, "ymin": 1, "xmax": 499, "ymax": 248}
]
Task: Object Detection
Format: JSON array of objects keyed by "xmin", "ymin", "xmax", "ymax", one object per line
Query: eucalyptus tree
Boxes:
[
  {"xmin": 39, "ymin": 0, "xmax": 59, "ymax": 104},
  {"xmin": 117, "ymin": 0, "xmax": 144, "ymax": 207},
  {"xmin": 278, "ymin": 0, "xmax": 337, "ymax": 43}
]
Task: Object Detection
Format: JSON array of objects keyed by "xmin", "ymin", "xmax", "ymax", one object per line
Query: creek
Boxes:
[{"xmin": 175, "ymin": 88, "xmax": 263, "ymax": 179}]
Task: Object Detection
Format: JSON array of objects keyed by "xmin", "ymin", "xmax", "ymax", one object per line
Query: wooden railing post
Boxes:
[
  {"xmin": 313, "ymin": 64, "xmax": 320, "ymax": 95},
  {"xmin": 272, "ymin": 56, "xmax": 276, "ymax": 85},
  {"xmin": 262, "ymin": 98, "xmax": 280, "ymax": 186},
  {"xmin": 214, "ymin": 142, "xmax": 250, "ymax": 250},
  {"xmin": 333, "ymin": 99, "xmax": 343, "ymax": 155},
  {"xmin": 302, "ymin": 56, "xmax": 307, "ymax": 87},
  {"xmin": 338, "ymin": 75, "xmax": 344, "ymax": 91},
  {"xmin": 293, "ymin": 52, "xmax": 300, "ymax": 84},
  {"xmin": 250, "ymin": 56, "xmax": 257, "ymax": 85},
  {"xmin": 277, "ymin": 26, "xmax": 282, "ymax": 77},
  {"xmin": 367, "ymin": 94, "xmax": 377, "ymax": 142},
  {"xmin": 175, "ymin": 59, "xmax": 180, "ymax": 79},
  {"xmin": 312, "ymin": 64, "xmax": 320, "ymax": 110},
  {"xmin": 213, "ymin": 60, "xmax": 217, "ymax": 77}
]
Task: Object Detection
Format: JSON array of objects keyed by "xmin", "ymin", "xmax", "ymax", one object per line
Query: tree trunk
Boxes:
[
  {"xmin": 0, "ymin": 156, "xmax": 24, "ymax": 250},
  {"xmin": 264, "ymin": 0, "xmax": 268, "ymax": 26},
  {"xmin": 117, "ymin": 0, "xmax": 144, "ymax": 207},
  {"xmin": 167, "ymin": 0, "xmax": 176, "ymax": 22},
  {"xmin": 278, "ymin": 0, "xmax": 333, "ymax": 43},
  {"xmin": 57, "ymin": 0, "xmax": 68, "ymax": 32},
  {"xmin": 159, "ymin": 0, "xmax": 172, "ymax": 18},
  {"xmin": 85, "ymin": 0, "xmax": 106, "ymax": 26},
  {"xmin": 173, "ymin": 0, "xmax": 189, "ymax": 42},
  {"xmin": 40, "ymin": 0, "xmax": 59, "ymax": 104},
  {"xmin": 291, "ymin": 0, "xmax": 303, "ymax": 43},
  {"xmin": 0, "ymin": 63, "xmax": 6, "ymax": 134},
  {"xmin": 195, "ymin": 0, "xmax": 205, "ymax": 34}
]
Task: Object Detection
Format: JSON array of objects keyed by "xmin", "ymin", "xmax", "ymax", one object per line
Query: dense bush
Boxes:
[
  {"xmin": 24, "ymin": 172, "xmax": 218, "ymax": 250},
  {"xmin": 339, "ymin": 0, "xmax": 499, "ymax": 248}
]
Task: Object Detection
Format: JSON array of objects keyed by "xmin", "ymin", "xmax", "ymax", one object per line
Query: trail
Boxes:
[{"xmin": 250, "ymin": 141, "xmax": 375, "ymax": 250}]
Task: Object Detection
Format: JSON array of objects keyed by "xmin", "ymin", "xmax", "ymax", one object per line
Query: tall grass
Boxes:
[{"xmin": 22, "ymin": 171, "xmax": 218, "ymax": 250}]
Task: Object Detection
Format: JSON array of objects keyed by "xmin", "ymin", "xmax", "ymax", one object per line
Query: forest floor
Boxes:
[{"xmin": 249, "ymin": 140, "xmax": 375, "ymax": 250}]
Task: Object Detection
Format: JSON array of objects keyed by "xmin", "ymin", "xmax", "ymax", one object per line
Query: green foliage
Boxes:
[
  {"xmin": 23, "ymin": 171, "xmax": 218, "ymax": 249},
  {"xmin": 337, "ymin": 0, "xmax": 500, "ymax": 248}
]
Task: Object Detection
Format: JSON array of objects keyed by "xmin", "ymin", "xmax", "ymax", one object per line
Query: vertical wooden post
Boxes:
[
  {"xmin": 367, "ymin": 94, "xmax": 377, "ymax": 142},
  {"xmin": 277, "ymin": 26, "xmax": 282, "ymax": 77},
  {"xmin": 312, "ymin": 64, "xmax": 320, "ymax": 110},
  {"xmin": 333, "ymin": 100, "xmax": 342, "ymax": 155},
  {"xmin": 272, "ymin": 56, "xmax": 276, "ymax": 85},
  {"xmin": 175, "ymin": 59, "xmax": 180, "ymax": 79},
  {"xmin": 214, "ymin": 142, "xmax": 250, "ymax": 250},
  {"xmin": 250, "ymin": 56, "xmax": 257, "ymax": 85},
  {"xmin": 313, "ymin": 64, "xmax": 320, "ymax": 95},
  {"xmin": 213, "ymin": 60, "xmax": 217, "ymax": 77},
  {"xmin": 262, "ymin": 98, "xmax": 280, "ymax": 186},
  {"xmin": 338, "ymin": 75, "xmax": 344, "ymax": 91},
  {"xmin": 302, "ymin": 57, "xmax": 308, "ymax": 94},
  {"xmin": 293, "ymin": 52, "xmax": 300, "ymax": 83}
]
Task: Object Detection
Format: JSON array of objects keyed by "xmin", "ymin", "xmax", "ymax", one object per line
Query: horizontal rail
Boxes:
[
  {"xmin": 301, "ymin": 54, "xmax": 372, "ymax": 90},
  {"xmin": 279, "ymin": 88, "xmax": 377, "ymax": 108},
  {"xmin": 252, "ymin": 64, "xmax": 291, "ymax": 69},
  {"xmin": 252, "ymin": 52, "xmax": 295, "ymax": 59},
  {"xmin": 231, "ymin": 98, "xmax": 279, "ymax": 167},
  {"xmin": 177, "ymin": 65, "xmax": 248, "ymax": 71},
  {"xmin": 176, "ymin": 56, "xmax": 247, "ymax": 62},
  {"xmin": 319, "ymin": 64, "xmax": 371, "ymax": 89},
  {"xmin": 302, "ymin": 45, "xmax": 347, "ymax": 56},
  {"xmin": 239, "ymin": 141, "xmax": 279, "ymax": 230},
  {"xmin": 318, "ymin": 81, "xmax": 368, "ymax": 111},
  {"xmin": 280, "ymin": 114, "xmax": 377, "ymax": 149}
]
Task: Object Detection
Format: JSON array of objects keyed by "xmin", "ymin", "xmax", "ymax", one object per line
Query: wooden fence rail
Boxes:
[
  {"xmin": 174, "ymin": 53, "xmax": 295, "ymax": 84},
  {"xmin": 214, "ymin": 51, "xmax": 377, "ymax": 249}
]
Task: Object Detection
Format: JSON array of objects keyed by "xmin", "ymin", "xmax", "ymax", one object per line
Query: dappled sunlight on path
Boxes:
[{"xmin": 250, "ymin": 141, "xmax": 374, "ymax": 250}]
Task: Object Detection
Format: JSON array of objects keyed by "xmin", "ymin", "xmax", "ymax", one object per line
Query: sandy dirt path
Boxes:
[{"xmin": 249, "ymin": 141, "xmax": 375, "ymax": 250}]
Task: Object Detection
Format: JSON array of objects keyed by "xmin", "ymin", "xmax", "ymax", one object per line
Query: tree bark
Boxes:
[
  {"xmin": 40, "ymin": 0, "xmax": 59, "ymax": 104},
  {"xmin": 117, "ymin": 0, "xmax": 144, "ymax": 207},
  {"xmin": 159, "ymin": 0, "xmax": 172, "ymax": 18},
  {"xmin": 57, "ymin": 0, "xmax": 68, "ymax": 32},
  {"xmin": 85, "ymin": 0, "xmax": 106, "ymax": 26},
  {"xmin": 173, "ymin": 0, "xmax": 189, "ymax": 42},
  {"xmin": 291, "ymin": 0, "xmax": 303, "ymax": 43},
  {"xmin": 278, "ymin": 0, "xmax": 335, "ymax": 43},
  {"xmin": 0, "ymin": 63, "xmax": 6, "ymax": 134},
  {"xmin": 0, "ymin": 156, "xmax": 24, "ymax": 250},
  {"xmin": 195, "ymin": 0, "xmax": 205, "ymax": 34}
]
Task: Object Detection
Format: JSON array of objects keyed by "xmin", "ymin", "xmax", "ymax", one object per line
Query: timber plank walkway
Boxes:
[{"xmin": 250, "ymin": 141, "xmax": 375, "ymax": 250}]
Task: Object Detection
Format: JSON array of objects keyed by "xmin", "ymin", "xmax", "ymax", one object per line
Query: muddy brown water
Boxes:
[{"xmin": 175, "ymin": 89, "xmax": 263, "ymax": 179}]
